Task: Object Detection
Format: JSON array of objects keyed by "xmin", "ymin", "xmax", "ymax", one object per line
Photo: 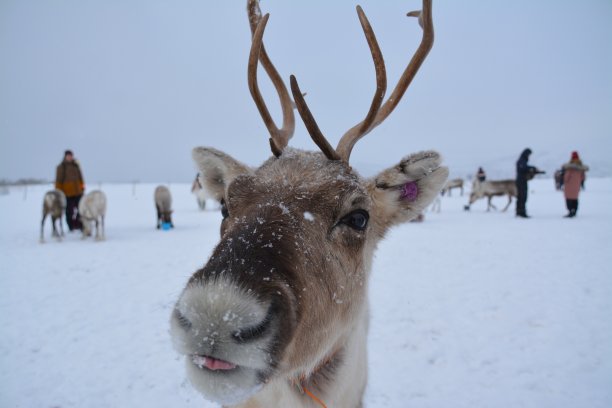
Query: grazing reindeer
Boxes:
[
  {"xmin": 40, "ymin": 189, "xmax": 66, "ymax": 243},
  {"xmin": 170, "ymin": 1, "xmax": 447, "ymax": 407},
  {"xmin": 154, "ymin": 185, "xmax": 174, "ymax": 229},
  {"xmin": 79, "ymin": 190, "xmax": 106, "ymax": 240},
  {"xmin": 441, "ymin": 177, "xmax": 463, "ymax": 196},
  {"xmin": 464, "ymin": 178, "xmax": 517, "ymax": 212}
]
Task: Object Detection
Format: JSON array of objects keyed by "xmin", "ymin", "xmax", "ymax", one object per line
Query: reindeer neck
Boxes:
[
  {"xmin": 290, "ymin": 346, "xmax": 344, "ymax": 406},
  {"xmin": 232, "ymin": 307, "xmax": 369, "ymax": 408}
]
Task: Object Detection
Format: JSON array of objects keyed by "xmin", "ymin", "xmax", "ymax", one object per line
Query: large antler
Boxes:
[
  {"xmin": 247, "ymin": 0, "xmax": 295, "ymax": 157},
  {"xmin": 292, "ymin": 0, "xmax": 434, "ymax": 163},
  {"xmin": 290, "ymin": 5, "xmax": 386, "ymax": 161}
]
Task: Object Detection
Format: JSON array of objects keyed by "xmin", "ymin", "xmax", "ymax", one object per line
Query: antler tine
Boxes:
[
  {"xmin": 337, "ymin": 0, "xmax": 434, "ymax": 163},
  {"xmin": 335, "ymin": 5, "xmax": 388, "ymax": 162},
  {"xmin": 376, "ymin": 0, "xmax": 434, "ymax": 123},
  {"xmin": 290, "ymin": 75, "xmax": 341, "ymax": 161},
  {"xmin": 247, "ymin": 0, "xmax": 295, "ymax": 157}
]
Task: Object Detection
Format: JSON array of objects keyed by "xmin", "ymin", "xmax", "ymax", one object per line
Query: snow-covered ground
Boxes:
[{"xmin": 1, "ymin": 179, "xmax": 611, "ymax": 408}]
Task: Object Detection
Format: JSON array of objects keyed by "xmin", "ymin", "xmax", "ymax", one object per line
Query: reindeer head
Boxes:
[
  {"xmin": 170, "ymin": 1, "xmax": 447, "ymax": 405},
  {"xmin": 159, "ymin": 210, "xmax": 173, "ymax": 224}
]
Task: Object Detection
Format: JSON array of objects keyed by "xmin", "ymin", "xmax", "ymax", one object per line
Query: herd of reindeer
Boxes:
[
  {"xmin": 35, "ymin": 1, "xmax": 539, "ymax": 407},
  {"xmin": 39, "ymin": 170, "xmax": 520, "ymax": 243},
  {"xmin": 39, "ymin": 184, "xmax": 175, "ymax": 242}
]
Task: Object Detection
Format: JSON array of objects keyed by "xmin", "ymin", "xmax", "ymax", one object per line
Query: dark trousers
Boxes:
[
  {"xmin": 66, "ymin": 195, "xmax": 83, "ymax": 230},
  {"xmin": 566, "ymin": 199, "xmax": 578, "ymax": 217},
  {"xmin": 515, "ymin": 180, "xmax": 528, "ymax": 216}
]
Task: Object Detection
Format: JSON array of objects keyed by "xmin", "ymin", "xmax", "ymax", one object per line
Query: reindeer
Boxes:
[
  {"xmin": 40, "ymin": 189, "xmax": 66, "ymax": 243},
  {"xmin": 191, "ymin": 174, "xmax": 208, "ymax": 210},
  {"xmin": 441, "ymin": 177, "xmax": 463, "ymax": 196},
  {"xmin": 155, "ymin": 185, "xmax": 174, "ymax": 229},
  {"xmin": 79, "ymin": 190, "xmax": 106, "ymax": 240},
  {"xmin": 170, "ymin": 1, "xmax": 447, "ymax": 407},
  {"xmin": 464, "ymin": 178, "xmax": 517, "ymax": 212}
]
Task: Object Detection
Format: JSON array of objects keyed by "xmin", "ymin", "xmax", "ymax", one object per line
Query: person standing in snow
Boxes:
[
  {"xmin": 55, "ymin": 150, "xmax": 86, "ymax": 231},
  {"xmin": 515, "ymin": 148, "xmax": 541, "ymax": 218},
  {"xmin": 561, "ymin": 151, "xmax": 588, "ymax": 218},
  {"xmin": 476, "ymin": 167, "xmax": 486, "ymax": 182}
]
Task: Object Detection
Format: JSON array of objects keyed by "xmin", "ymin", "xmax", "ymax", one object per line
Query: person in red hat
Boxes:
[{"xmin": 561, "ymin": 151, "xmax": 588, "ymax": 217}]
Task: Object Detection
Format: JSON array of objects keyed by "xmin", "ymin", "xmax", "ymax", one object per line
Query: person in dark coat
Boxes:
[
  {"xmin": 55, "ymin": 150, "xmax": 85, "ymax": 230},
  {"xmin": 515, "ymin": 148, "xmax": 537, "ymax": 218},
  {"xmin": 476, "ymin": 167, "xmax": 486, "ymax": 182}
]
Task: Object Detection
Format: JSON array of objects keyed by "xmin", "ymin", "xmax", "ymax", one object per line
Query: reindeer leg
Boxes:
[
  {"xmin": 490, "ymin": 198, "xmax": 498, "ymax": 211},
  {"xmin": 40, "ymin": 213, "xmax": 47, "ymax": 243},
  {"xmin": 51, "ymin": 216, "xmax": 59, "ymax": 238},
  {"xmin": 464, "ymin": 194, "xmax": 476, "ymax": 211},
  {"xmin": 101, "ymin": 215, "xmax": 105, "ymax": 240},
  {"xmin": 55, "ymin": 217, "xmax": 63, "ymax": 241},
  {"xmin": 502, "ymin": 195, "xmax": 512, "ymax": 212},
  {"xmin": 156, "ymin": 205, "xmax": 161, "ymax": 229},
  {"xmin": 52, "ymin": 218, "xmax": 56, "ymax": 237},
  {"xmin": 94, "ymin": 219, "xmax": 100, "ymax": 240}
]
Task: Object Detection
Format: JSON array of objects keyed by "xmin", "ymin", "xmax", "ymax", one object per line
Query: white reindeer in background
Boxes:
[
  {"xmin": 191, "ymin": 175, "xmax": 208, "ymax": 210},
  {"xmin": 79, "ymin": 190, "xmax": 106, "ymax": 240},
  {"xmin": 170, "ymin": 1, "xmax": 447, "ymax": 407},
  {"xmin": 441, "ymin": 177, "xmax": 464, "ymax": 196}
]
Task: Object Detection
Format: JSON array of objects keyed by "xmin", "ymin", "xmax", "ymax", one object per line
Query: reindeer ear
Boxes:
[
  {"xmin": 367, "ymin": 151, "xmax": 448, "ymax": 229},
  {"xmin": 192, "ymin": 147, "xmax": 253, "ymax": 202}
]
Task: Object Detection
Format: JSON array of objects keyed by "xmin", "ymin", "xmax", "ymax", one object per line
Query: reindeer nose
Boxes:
[
  {"xmin": 173, "ymin": 309, "xmax": 192, "ymax": 331},
  {"xmin": 173, "ymin": 301, "xmax": 274, "ymax": 344},
  {"xmin": 232, "ymin": 306, "xmax": 275, "ymax": 343},
  {"xmin": 171, "ymin": 276, "xmax": 278, "ymax": 353}
]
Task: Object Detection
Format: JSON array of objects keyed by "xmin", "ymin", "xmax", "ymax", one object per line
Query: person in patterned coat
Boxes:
[{"xmin": 562, "ymin": 151, "xmax": 588, "ymax": 218}]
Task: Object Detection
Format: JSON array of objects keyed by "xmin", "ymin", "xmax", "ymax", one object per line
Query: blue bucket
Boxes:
[{"xmin": 161, "ymin": 222, "xmax": 172, "ymax": 231}]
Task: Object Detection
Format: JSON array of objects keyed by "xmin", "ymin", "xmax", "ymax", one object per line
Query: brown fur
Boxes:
[
  {"xmin": 171, "ymin": 149, "xmax": 447, "ymax": 407},
  {"xmin": 171, "ymin": 1, "xmax": 445, "ymax": 405}
]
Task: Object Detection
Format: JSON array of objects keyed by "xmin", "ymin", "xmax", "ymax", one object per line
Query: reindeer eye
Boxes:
[
  {"xmin": 220, "ymin": 199, "xmax": 229, "ymax": 219},
  {"xmin": 340, "ymin": 210, "xmax": 369, "ymax": 231}
]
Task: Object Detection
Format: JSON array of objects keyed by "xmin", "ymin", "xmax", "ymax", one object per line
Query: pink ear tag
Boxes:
[{"xmin": 400, "ymin": 181, "xmax": 419, "ymax": 201}]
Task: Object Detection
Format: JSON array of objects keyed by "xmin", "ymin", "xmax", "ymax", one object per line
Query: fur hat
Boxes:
[{"xmin": 64, "ymin": 150, "xmax": 74, "ymax": 157}]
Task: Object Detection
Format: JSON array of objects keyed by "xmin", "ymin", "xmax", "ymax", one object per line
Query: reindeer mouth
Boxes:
[
  {"xmin": 191, "ymin": 354, "xmax": 238, "ymax": 372},
  {"xmin": 185, "ymin": 352, "xmax": 266, "ymax": 406}
]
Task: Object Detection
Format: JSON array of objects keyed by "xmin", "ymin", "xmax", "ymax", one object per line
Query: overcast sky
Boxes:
[{"xmin": 1, "ymin": 0, "xmax": 611, "ymax": 183}]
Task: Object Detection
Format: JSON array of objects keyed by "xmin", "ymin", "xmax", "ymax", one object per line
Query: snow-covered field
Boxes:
[{"xmin": 1, "ymin": 179, "xmax": 611, "ymax": 408}]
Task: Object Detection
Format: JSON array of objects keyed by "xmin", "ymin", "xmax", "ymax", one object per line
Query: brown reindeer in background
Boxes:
[
  {"xmin": 464, "ymin": 178, "xmax": 517, "ymax": 212},
  {"xmin": 170, "ymin": 1, "xmax": 447, "ymax": 406}
]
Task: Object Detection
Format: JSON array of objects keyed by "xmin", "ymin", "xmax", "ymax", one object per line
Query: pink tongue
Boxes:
[{"xmin": 192, "ymin": 355, "xmax": 237, "ymax": 371}]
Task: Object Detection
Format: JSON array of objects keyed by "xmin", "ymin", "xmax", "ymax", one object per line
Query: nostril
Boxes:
[
  {"xmin": 174, "ymin": 309, "xmax": 192, "ymax": 331},
  {"xmin": 232, "ymin": 305, "xmax": 275, "ymax": 343}
]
